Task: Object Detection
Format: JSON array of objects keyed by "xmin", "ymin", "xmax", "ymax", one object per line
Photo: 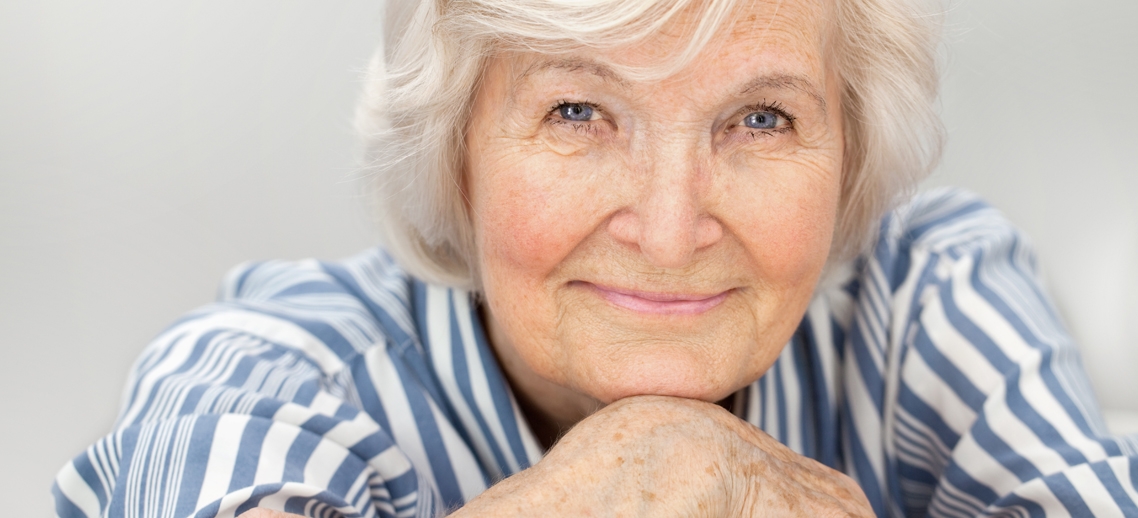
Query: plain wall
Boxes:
[
  {"xmin": 1, "ymin": 0, "xmax": 1135, "ymax": 514},
  {"xmin": 1, "ymin": 0, "xmax": 385, "ymax": 510},
  {"xmin": 927, "ymin": 0, "xmax": 1138, "ymax": 414}
]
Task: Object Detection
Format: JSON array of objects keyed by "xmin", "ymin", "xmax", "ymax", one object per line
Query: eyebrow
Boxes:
[
  {"xmin": 519, "ymin": 58, "xmax": 632, "ymax": 88},
  {"xmin": 738, "ymin": 74, "xmax": 828, "ymax": 114},
  {"xmin": 520, "ymin": 58, "xmax": 827, "ymax": 114}
]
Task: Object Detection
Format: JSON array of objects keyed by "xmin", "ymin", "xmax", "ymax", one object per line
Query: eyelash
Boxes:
[
  {"xmin": 546, "ymin": 100, "xmax": 603, "ymax": 134},
  {"xmin": 737, "ymin": 100, "xmax": 797, "ymax": 140},
  {"xmin": 543, "ymin": 99, "xmax": 798, "ymax": 139}
]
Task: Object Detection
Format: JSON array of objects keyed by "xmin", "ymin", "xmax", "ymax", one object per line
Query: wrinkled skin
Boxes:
[
  {"xmin": 249, "ymin": 0, "xmax": 874, "ymax": 514},
  {"xmin": 469, "ymin": 0, "xmax": 844, "ymax": 436},
  {"xmin": 240, "ymin": 398, "xmax": 871, "ymax": 517},
  {"xmin": 453, "ymin": 396, "xmax": 872, "ymax": 517}
]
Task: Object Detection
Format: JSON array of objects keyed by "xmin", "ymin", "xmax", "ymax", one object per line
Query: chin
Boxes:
[{"xmin": 576, "ymin": 351, "xmax": 745, "ymax": 404}]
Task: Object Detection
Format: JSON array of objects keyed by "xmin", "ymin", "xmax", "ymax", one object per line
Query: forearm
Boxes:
[{"xmin": 457, "ymin": 395, "xmax": 870, "ymax": 517}]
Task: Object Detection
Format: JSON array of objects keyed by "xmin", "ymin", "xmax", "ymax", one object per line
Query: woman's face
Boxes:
[{"xmin": 465, "ymin": 0, "xmax": 844, "ymax": 416}]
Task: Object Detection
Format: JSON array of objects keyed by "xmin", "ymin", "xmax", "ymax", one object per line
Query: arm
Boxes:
[
  {"xmin": 52, "ymin": 261, "xmax": 442, "ymax": 518},
  {"xmin": 53, "ymin": 256, "xmax": 871, "ymax": 517},
  {"xmin": 454, "ymin": 396, "xmax": 873, "ymax": 517},
  {"xmin": 888, "ymin": 192, "xmax": 1138, "ymax": 515},
  {"xmin": 231, "ymin": 396, "xmax": 874, "ymax": 517}
]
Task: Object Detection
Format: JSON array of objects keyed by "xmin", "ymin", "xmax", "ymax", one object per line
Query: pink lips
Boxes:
[{"xmin": 584, "ymin": 283, "xmax": 731, "ymax": 315}]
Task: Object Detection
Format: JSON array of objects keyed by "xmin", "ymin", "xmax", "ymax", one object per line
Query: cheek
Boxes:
[
  {"xmin": 470, "ymin": 150, "xmax": 619, "ymax": 382},
  {"xmin": 721, "ymin": 154, "xmax": 841, "ymax": 285},
  {"xmin": 471, "ymin": 152, "xmax": 608, "ymax": 279}
]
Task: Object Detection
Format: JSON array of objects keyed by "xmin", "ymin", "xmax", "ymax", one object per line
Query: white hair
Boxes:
[{"xmin": 357, "ymin": 0, "xmax": 944, "ymax": 289}]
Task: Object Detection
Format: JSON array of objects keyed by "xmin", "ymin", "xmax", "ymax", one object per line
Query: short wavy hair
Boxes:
[{"xmin": 357, "ymin": 0, "xmax": 944, "ymax": 289}]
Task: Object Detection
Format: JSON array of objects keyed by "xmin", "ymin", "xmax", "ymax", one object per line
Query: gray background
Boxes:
[{"xmin": 1, "ymin": 0, "xmax": 1135, "ymax": 514}]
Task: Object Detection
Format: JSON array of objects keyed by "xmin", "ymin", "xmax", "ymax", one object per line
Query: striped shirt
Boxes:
[{"xmin": 53, "ymin": 188, "xmax": 1138, "ymax": 517}]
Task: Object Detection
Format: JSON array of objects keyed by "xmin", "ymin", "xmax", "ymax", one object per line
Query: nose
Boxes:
[{"xmin": 607, "ymin": 148, "xmax": 724, "ymax": 269}]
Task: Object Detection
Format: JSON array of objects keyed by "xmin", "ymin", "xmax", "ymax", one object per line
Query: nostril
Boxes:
[
  {"xmin": 607, "ymin": 211, "xmax": 641, "ymax": 245},
  {"xmin": 694, "ymin": 216, "xmax": 724, "ymax": 248},
  {"xmin": 605, "ymin": 201, "xmax": 726, "ymax": 267}
]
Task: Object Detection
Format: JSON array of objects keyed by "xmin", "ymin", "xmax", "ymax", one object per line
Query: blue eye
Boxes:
[
  {"xmin": 743, "ymin": 111, "xmax": 780, "ymax": 129},
  {"xmin": 558, "ymin": 103, "xmax": 594, "ymax": 121}
]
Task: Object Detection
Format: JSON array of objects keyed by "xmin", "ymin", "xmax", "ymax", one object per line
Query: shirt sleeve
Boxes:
[
  {"xmin": 51, "ymin": 260, "xmax": 442, "ymax": 518},
  {"xmin": 887, "ymin": 190, "xmax": 1138, "ymax": 516}
]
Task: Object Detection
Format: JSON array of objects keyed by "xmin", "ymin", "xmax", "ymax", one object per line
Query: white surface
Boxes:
[
  {"xmin": 1, "ymin": 0, "xmax": 1136, "ymax": 515},
  {"xmin": 0, "ymin": 0, "xmax": 383, "ymax": 511},
  {"xmin": 1104, "ymin": 410, "xmax": 1138, "ymax": 437},
  {"xmin": 927, "ymin": 0, "xmax": 1138, "ymax": 413}
]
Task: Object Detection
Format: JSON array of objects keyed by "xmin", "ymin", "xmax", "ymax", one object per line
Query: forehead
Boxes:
[
  {"xmin": 501, "ymin": 0, "xmax": 835, "ymax": 99},
  {"xmin": 603, "ymin": 0, "xmax": 831, "ymax": 76}
]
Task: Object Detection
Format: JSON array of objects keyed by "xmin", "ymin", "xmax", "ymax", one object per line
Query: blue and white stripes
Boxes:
[{"xmin": 54, "ymin": 188, "xmax": 1138, "ymax": 517}]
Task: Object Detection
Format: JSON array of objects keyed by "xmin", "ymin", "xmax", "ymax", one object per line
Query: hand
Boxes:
[{"xmin": 455, "ymin": 395, "xmax": 872, "ymax": 517}]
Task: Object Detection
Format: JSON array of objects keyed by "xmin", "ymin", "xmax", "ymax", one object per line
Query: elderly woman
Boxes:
[{"xmin": 54, "ymin": 0, "xmax": 1138, "ymax": 516}]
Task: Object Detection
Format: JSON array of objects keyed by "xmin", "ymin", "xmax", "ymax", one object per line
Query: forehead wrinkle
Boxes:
[
  {"xmin": 737, "ymin": 74, "xmax": 828, "ymax": 115},
  {"xmin": 518, "ymin": 57, "xmax": 633, "ymax": 89}
]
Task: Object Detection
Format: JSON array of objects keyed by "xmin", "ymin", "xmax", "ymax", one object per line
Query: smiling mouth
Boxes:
[{"xmin": 578, "ymin": 282, "xmax": 732, "ymax": 315}]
